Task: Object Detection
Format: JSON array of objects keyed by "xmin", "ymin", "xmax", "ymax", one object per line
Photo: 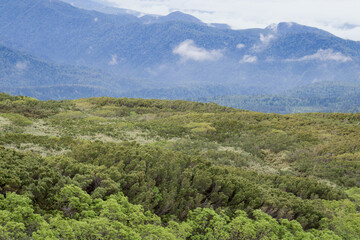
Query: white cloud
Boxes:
[
  {"xmin": 173, "ymin": 39, "xmax": 223, "ymax": 61},
  {"xmin": 260, "ymin": 34, "xmax": 275, "ymax": 45},
  {"xmin": 252, "ymin": 34, "xmax": 275, "ymax": 52},
  {"xmin": 240, "ymin": 55, "xmax": 258, "ymax": 63},
  {"xmin": 287, "ymin": 49, "xmax": 352, "ymax": 62},
  {"xmin": 101, "ymin": 0, "xmax": 360, "ymax": 40},
  {"xmin": 236, "ymin": 43, "xmax": 245, "ymax": 49},
  {"xmin": 15, "ymin": 61, "xmax": 28, "ymax": 70},
  {"xmin": 109, "ymin": 54, "xmax": 118, "ymax": 65},
  {"xmin": 87, "ymin": 46, "xmax": 93, "ymax": 54},
  {"xmin": 267, "ymin": 23, "xmax": 278, "ymax": 33}
]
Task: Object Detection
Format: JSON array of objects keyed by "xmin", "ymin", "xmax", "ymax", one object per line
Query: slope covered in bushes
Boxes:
[{"xmin": 0, "ymin": 93, "xmax": 359, "ymax": 239}]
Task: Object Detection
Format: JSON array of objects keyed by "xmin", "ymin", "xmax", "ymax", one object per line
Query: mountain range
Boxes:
[
  {"xmin": 1, "ymin": 0, "xmax": 360, "ymax": 112},
  {"xmin": 201, "ymin": 82, "xmax": 360, "ymax": 113},
  {"xmin": 0, "ymin": 44, "xmax": 139, "ymax": 99}
]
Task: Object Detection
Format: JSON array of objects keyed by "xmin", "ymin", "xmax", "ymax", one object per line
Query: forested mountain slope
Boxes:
[
  {"xmin": 1, "ymin": 0, "xmax": 360, "ymax": 99},
  {"xmin": 0, "ymin": 93, "xmax": 359, "ymax": 239},
  {"xmin": 201, "ymin": 82, "xmax": 360, "ymax": 114},
  {"xmin": 0, "ymin": 45, "xmax": 138, "ymax": 99}
]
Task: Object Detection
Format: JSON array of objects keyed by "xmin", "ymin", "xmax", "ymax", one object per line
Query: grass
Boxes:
[
  {"xmin": 4, "ymin": 143, "xmax": 70, "ymax": 157},
  {"xmin": 0, "ymin": 116, "xmax": 10, "ymax": 129},
  {"xmin": 23, "ymin": 119, "xmax": 60, "ymax": 136}
]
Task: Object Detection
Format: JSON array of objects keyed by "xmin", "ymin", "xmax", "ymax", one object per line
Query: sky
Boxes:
[{"xmin": 99, "ymin": 0, "xmax": 360, "ymax": 41}]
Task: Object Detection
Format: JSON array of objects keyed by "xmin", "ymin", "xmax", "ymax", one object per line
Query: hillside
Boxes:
[
  {"xmin": 1, "ymin": 0, "xmax": 360, "ymax": 100},
  {"xmin": 0, "ymin": 93, "xmax": 359, "ymax": 239},
  {"xmin": 201, "ymin": 82, "xmax": 360, "ymax": 114},
  {"xmin": 0, "ymin": 45, "xmax": 138, "ymax": 99}
]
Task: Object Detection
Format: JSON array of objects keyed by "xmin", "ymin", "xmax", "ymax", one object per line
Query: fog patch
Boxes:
[
  {"xmin": 109, "ymin": 54, "xmax": 118, "ymax": 65},
  {"xmin": 173, "ymin": 39, "xmax": 223, "ymax": 62},
  {"xmin": 240, "ymin": 55, "xmax": 258, "ymax": 63},
  {"xmin": 252, "ymin": 34, "xmax": 275, "ymax": 52},
  {"xmin": 15, "ymin": 61, "xmax": 28, "ymax": 71},
  {"xmin": 287, "ymin": 49, "xmax": 352, "ymax": 62},
  {"xmin": 267, "ymin": 23, "xmax": 278, "ymax": 32},
  {"xmin": 236, "ymin": 43, "xmax": 245, "ymax": 49}
]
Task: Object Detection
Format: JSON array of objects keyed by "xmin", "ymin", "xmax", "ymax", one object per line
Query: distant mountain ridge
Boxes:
[
  {"xmin": 60, "ymin": 0, "xmax": 229, "ymax": 27},
  {"xmin": 60, "ymin": 0, "xmax": 143, "ymax": 16},
  {"xmin": 140, "ymin": 11, "xmax": 205, "ymax": 25},
  {"xmin": 0, "ymin": 45, "xmax": 137, "ymax": 99},
  {"xmin": 201, "ymin": 82, "xmax": 360, "ymax": 113},
  {"xmin": 0, "ymin": 0, "xmax": 360, "ymax": 112}
]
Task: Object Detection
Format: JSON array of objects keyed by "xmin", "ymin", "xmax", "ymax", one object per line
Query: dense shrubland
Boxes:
[{"xmin": 0, "ymin": 93, "xmax": 360, "ymax": 239}]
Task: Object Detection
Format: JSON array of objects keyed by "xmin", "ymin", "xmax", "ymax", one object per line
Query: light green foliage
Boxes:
[
  {"xmin": 345, "ymin": 187, "xmax": 360, "ymax": 205},
  {"xmin": 184, "ymin": 208, "xmax": 342, "ymax": 240},
  {"xmin": 0, "ymin": 193, "xmax": 45, "ymax": 238},
  {"xmin": 0, "ymin": 113, "xmax": 32, "ymax": 126},
  {"xmin": 187, "ymin": 208, "xmax": 230, "ymax": 240},
  {"xmin": 320, "ymin": 199, "xmax": 360, "ymax": 239},
  {"xmin": 56, "ymin": 185, "xmax": 93, "ymax": 218},
  {"xmin": 1, "ymin": 190, "xmax": 181, "ymax": 239},
  {"xmin": 185, "ymin": 122, "xmax": 216, "ymax": 134}
]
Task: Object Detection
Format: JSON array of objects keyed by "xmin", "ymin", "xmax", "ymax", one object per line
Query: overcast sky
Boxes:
[{"xmin": 100, "ymin": 0, "xmax": 360, "ymax": 41}]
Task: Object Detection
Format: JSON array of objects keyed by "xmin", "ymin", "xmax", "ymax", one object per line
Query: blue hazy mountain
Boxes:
[
  {"xmin": 200, "ymin": 82, "xmax": 360, "ymax": 113},
  {"xmin": 0, "ymin": 45, "xmax": 138, "ymax": 100},
  {"xmin": 1, "ymin": 0, "xmax": 360, "ymax": 109},
  {"xmin": 59, "ymin": 0, "xmax": 142, "ymax": 16},
  {"xmin": 140, "ymin": 11, "xmax": 205, "ymax": 25}
]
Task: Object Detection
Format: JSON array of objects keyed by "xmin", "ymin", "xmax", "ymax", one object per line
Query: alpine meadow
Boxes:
[{"xmin": 1, "ymin": 0, "xmax": 360, "ymax": 239}]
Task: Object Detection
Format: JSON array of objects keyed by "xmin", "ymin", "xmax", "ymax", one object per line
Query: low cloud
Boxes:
[
  {"xmin": 173, "ymin": 39, "xmax": 223, "ymax": 61},
  {"xmin": 287, "ymin": 49, "xmax": 352, "ymax": 62},
  {"xmin": 15, "ymin": 61, "xmax": 28, "ymax": 70},
  {"xmin": 236, "ymin": 43, "xmax": 245, "ymax": 49},
  {"xmin": 260, "ymin": 34, "xmax": 275, "ymax": 44},
  {"xmin": 109, "ymin": 54, "xmax": 118, "ymax": 65},
  {"xmin": 267, "ymin": 23, "xmax": 278, "ymax": 32},
  {"xmin": 240, "ymin": 55, "xmax": 258, "ymax": 63},
  {"xmin": 252, "ymin": 34, "xmax": 275, "ymax": 52},
  {"xmin": 103, "ymin": 0, "xmax": 360, "ymax": 41}
]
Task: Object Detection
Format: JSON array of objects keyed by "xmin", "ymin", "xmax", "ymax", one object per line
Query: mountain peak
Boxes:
[
  {"xmin": 266, "ymin": 22, "xmax": 333, "ymax": 37},
  {"xmin": 163, "ymin": 11, "xmax": 203, "ymax": 24},
  {"xmin": 140, "ymin": 10, "xmax": 204, "ymax": 25}
]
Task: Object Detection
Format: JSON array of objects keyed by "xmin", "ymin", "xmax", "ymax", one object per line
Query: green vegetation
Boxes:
[{"xmin": 1, "ymin": 93, "xmax": 360, "ymax": 239}]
